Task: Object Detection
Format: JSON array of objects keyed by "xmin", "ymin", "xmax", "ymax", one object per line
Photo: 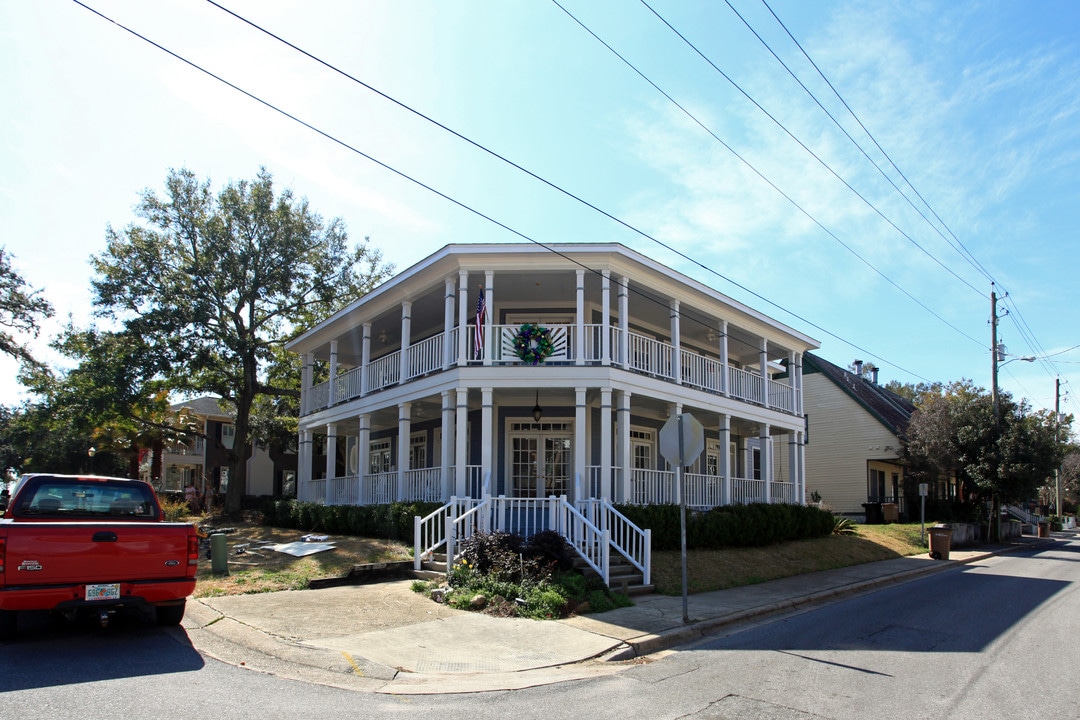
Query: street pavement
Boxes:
[{"xmin": 182, "ymin": 533, "xmax": 1064, "ymax": 695}]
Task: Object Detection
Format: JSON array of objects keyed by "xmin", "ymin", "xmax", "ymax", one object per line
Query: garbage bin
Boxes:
[
  {"xmin": 862, "ymin": 502, "xmax": 883, "ymax": 524},
  {"xmin": 881, "ymin": 503, "xmax": 899, "ymax": 523},
  {"xmin": 1037, "ymin": 521, "xmax": 1050, "ymax": 538},
  {"xmin": 928, "ymin": 524, "xmax": 953, "ymax": 560}
]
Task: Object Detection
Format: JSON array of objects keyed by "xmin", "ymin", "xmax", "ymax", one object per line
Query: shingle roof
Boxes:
[
  {"xmin": 803, "ymin": 353, "xmax": 915, "ymax": 436},
  {"xmin": 169, "ymin": 395, "xmax": 234, "ymax": 419}
]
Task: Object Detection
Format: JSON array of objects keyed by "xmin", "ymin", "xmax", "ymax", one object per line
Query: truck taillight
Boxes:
[
  {"xmin": 187, "ymin": 533, "xmax": 199, "ymax": 565},
  {"xmin": 0, "ymin": 537, "xmax": 5, "ymax": 573}
]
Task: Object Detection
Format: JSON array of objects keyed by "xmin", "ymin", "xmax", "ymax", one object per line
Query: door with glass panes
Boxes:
[{"xmin": 508, "ymin": 422, "xmax": 572, "ymax": 498}]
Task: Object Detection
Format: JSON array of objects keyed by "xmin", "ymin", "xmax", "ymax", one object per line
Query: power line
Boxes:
[{"xmin": 554, "ymin": 0, "xmax": 983, "ymax": 349}]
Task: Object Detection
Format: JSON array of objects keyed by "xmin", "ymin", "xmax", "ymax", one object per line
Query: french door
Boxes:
[{"xmin": 508, "ymin": 422, "xmax": 572, "ymax": 498}]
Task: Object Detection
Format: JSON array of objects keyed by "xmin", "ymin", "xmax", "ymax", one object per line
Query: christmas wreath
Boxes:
[{"xmin": 513, "ymin": 323, "xmax": 555, "ymax": 365}]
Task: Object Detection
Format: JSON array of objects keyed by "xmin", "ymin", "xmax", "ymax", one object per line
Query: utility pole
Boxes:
[
  {"xmin": 1055, "ymin": 377, "xmax": 1061, "ymax": 517},
  {"xmin": 991, "ymin": 284, "xmax": 1001, "ymax": 424}
]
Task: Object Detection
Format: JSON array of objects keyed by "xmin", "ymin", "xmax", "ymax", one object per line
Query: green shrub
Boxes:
[
  {"xmin": 613, "ymin": 502, "xmax": 835, "ymax": 550},
  {"xmin": 260, "ymin": 499, "xmax": 443, "ymax": 540}
]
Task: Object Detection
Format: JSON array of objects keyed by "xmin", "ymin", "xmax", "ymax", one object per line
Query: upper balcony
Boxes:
[
  {"xmin": 305, "ymin": 321, "xmax": 798, "ymax": 416},
  {"xmin": 290, "ymin": 243, "xmax": 817, "ymax": 420}
]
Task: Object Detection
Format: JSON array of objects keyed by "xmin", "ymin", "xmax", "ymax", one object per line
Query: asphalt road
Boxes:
[{"xmin": 2, "ymin": 537, "xmax": 1077, "ymax": 720}]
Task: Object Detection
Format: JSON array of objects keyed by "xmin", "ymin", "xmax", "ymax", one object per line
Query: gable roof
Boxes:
[
  {"xmin": 803, "ymin": 353, "xmax": 915, "ymax": 436},
  {"xmin": 170, "ymin": 396, "xmax": 234, "ymax": 420}
]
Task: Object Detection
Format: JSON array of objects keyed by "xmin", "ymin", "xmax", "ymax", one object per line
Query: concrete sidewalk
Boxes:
[{"xmin": 181, "ymin": 535, "xmax": 1060, "ymax": 694}]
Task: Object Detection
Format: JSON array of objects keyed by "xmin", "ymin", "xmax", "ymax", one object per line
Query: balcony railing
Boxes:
[{"xmin": 306, "ymin": 324, "xmax": 798, "ymax": 417}]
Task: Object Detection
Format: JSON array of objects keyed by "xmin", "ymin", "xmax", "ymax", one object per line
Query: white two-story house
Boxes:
[{"xmin": 287, "ymin": 243, "xmax": 818, "ymax": 583}]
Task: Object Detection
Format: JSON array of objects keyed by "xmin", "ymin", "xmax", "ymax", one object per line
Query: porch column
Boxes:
[
  {"xmin": 444, "ymin": 278, "xmax": 456, "ymax": 369},
  {"xmin": 399, "ymin": 302, "xmax": 412, "ymax": 384},
  {"xmin": 617, "ymin": 390, "xmax": 631, "ymax": 502},
  {"xmin": 457, "ymin": 270, "xmax": 469, "ymax": 367},
  {"xmin": 600, "ymin": 387, "xmax": 613, "ymax": 501},
  {"xmin": 760, "ymin": 424, "xmax": 772, "ymax": 503},
  {"xmin": 794, "ymin": 352, "xmax": 804, "ymax": 415},
  {"xmin": 397, "ymin": 403, "xmax": 411, "ymax": 501},
  {"xmin": 789, "ymin": 429, "xmax": 800, "ymax": 505},
  {"xmin": 759, "ymin": 339, "xmax": 769, "ymax": 408},
  {"xmin": 575, "ymin": 269, "xmax": 585, "ymax": 366},
  {"xmin": 455, "ymin": 388, "xmax": 469, "ymax": 496},
  {"xmin": 718, "ymin": 413, "xmax": 731, "ymax": 506},
  {"xmin": 482, "ymin": 271, "xmax": 494, "ymax": 366},
  {"xmin": 671, "ymin": 402, "xmax": 682, "ymax": 505},
  {"xmin": 740, "ymin": 437, "xmax": 751, "ymax": 486},
  {"xmin": 325, "ymin": 423, "xmax": 338, "ymax": 486},
  {"xmin": 360, "ymin": 323, "xmax": 371, "ymax": 396},
  {"xmin": 719, "ymin": 320, "xmax": 729, "ymax": 397},
  {"xmin": 298, "ymin": 428, "xmax": 313, "ymax": 501},
  {"xmin": 480, "ymin": 388, "xmax": 494, "ymax": 493},
  {"xmin": 574, "ymin": 387, "xmax": 587, "ymax": 500},
  {"xmin": 798, "ymin": 430, "xmax": 807, "ymax": 504},
  {"xmin": 328, "ymin": 341, "xmax": 338, "ymax": 406},
  {"xmin": 601, "ymin": 271, "xmax": 611, "ymax": 366},
  {"xmin": 301, "ymin": 353, "xmax": 314, "ymax": 415},
  {"xmin": 788, "ymin": 351, "xmax": 797, "ymax": 414},
  {"xmin": 440, "ymin": 390, "xmax": 454, "ymax": 499},
  {"xmin": 670, "ymin": 299, "xmax": 681, "ymax": 383},
  {"xmin": 618, "ymin": 277, "xmax": 629, "ymax": 367},
  {"xmin": 358, "ymin": 414, "xmax": 370, "ymax": 503}
]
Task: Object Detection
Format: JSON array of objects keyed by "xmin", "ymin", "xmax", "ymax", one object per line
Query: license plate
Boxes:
[{"xmin": 86, "ymin": 583, "xmax": 120, "ymax": 601}]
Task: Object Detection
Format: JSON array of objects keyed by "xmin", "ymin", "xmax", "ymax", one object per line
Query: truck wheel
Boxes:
[
  {"xmin": 0, "ymin": 610, "xmax": 16, "ymax": 641},
  {"xmin": 155, "ymin": 601, "xmax": 186, "ymax": 627}
]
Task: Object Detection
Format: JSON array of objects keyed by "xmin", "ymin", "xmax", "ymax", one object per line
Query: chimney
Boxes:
[
  {"xmin": 870, "ymin": 366, "xmax": 879, "ymax": 384},
  {"xmin": 853, "ymin": 359, "xmax": 864, "ymax": 376}
]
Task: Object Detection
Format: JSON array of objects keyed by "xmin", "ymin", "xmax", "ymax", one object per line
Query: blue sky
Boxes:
[{"xmin": 1, "ymin": 0, "xmax": 1077, "ymax": 423}]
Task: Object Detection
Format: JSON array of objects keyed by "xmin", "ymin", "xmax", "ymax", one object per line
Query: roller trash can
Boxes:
[{"xmin": 928, "ymin": 524, "xmax": 953, "ymax": 560}]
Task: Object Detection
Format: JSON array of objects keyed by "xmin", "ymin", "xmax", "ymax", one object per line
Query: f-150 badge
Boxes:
[{"xmin": 18, "ymin": 560, "xmax": 43, "ymax": 571}]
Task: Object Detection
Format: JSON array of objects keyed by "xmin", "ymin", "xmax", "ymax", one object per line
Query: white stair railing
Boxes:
[{"xmin": 578, "ymin": 498, "xmax": 651, "ymax": 586}]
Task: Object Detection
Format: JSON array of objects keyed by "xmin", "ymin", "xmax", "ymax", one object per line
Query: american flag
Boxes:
[{"xmin": 474, "ymin": 287, "xmax": 486, "ymax": 359}]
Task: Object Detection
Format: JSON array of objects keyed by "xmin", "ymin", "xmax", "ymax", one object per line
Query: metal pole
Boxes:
[
  {"xmin": 1055, "ymin": 378, "xmax": 1062, "ymax": 518},
  {"xmin": 679, "ymin": 415, "xmax": 689, "ymax": 625}
]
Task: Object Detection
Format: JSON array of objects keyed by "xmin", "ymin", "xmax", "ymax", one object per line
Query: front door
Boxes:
[{"xmin": 508, "ymin": 422, "xmax": 572, "ymax": 498}]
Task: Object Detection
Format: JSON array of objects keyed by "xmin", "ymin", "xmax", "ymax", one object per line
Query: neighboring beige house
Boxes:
[
  {"xmin": 152, "ymin": 396, "xmax": 296, "ymax": 500},
  {"xmin": 802, "ymin": 354, "xmax": 915, "ymax": 520}
]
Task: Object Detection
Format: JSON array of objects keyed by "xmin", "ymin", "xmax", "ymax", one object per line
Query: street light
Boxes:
[{"xmin": 992, "ymin": 343, "xmax": 1035, "ymax": 423}]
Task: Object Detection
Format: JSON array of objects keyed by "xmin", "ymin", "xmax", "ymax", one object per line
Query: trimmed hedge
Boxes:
[
  {"xmin": 262, "ymin": 499, "xmax": 443, "ymax": 540},
  {"xmin": 612, "ymin": 502, "xmax": 835, "ymax": 551}
]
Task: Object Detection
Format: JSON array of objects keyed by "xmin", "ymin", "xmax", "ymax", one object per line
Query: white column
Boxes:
[
  {"xmin": 618, "ymin": 277, "xmax": 629, "ymax": 367},
  {"xmin": 480, "ymin": 387, "xmax": 494, "ymax": 492},
  {"xmin": 358, "ymin": 414, "xmax": 370, "ymax": 503},
  {"xmin": 789, "ymin": 429, "xmax": 800, "ymax": 505},
  {"xmin": 458, "ymin": 270, "xmax": 469, "ymax": 367},
  {"xmin": 798, "ymin": 430, "xmax": 807, "ymax": 504},
  {"xmin": 671, "ymin": 299, "xmax": 681, "ymax": 383},
  {"xmin": 325, "ymin": 423, "xmax": 338, "ymax": 484},
  {"xmin": 483, "ymin": 271, "xmax": 494, "ymax": 366},
  {"xmin": 601, "ymin": 271, "xmax": 611, "ymax": 366},
  {"xmin": 301, "ymin": 353, "xmax": 314, "ymax": 415},
  {"xmin": 574, "ymin": 387, "xmax": 587, "ymax": 500},
  {"xmin": 719, "ymin": 320, "xmax": 729, "ymax": 397},
  {"xmin": 575, "ymin": 269, "xmax": 585, "ymax": 366},
  {"xmin": 444, "ymin": 278, "xmax": 456, "ymax": 369},
  {"xmin": 361, "ymin": 323, "xmax": 371, "ymax": 396},
  {"xmin": 788, "ymin": 351, "xmax": 798, "ymax": 414},
  {"xmin": 617, "ymin": 390, "xmax": 631, "ymax": 502},
  {"xmin": 718, "ymin": 413, "xmax": 731, "ymax": 506},
  {"xmin": 328, "ymin": 340, "xmax": 338, "ymax": 406},
  {"xmin": 760, "ymin": 338, "xmax": 769, "ymax": 408},
  {"xmin": 456, "ymin": 388, "xmax": 469, "ymax": 496},
  {"xmin": 299, "ymin": 428, "xmax": 313, "ymax": 500},
  {"xmin": 600, "ymin": 387, "xmax": 613, "ymax": 501},
  {"xmin": 397, "ymin": 403, "xmax": 411, "ymax": 501},
  {"xmin": 795, "ymin": 352, "xmax": 804, "ymax": 416},
  {"xmin": 440, "ymin": 390, "xmax": 454, "ymax": 499},
  {"xmin": 760, "ymin": 424, "xmax": 771, "ymax": 503},
  {"xmin": 399, "ymin": 301, "xmax": 412, "ymax": 383}
]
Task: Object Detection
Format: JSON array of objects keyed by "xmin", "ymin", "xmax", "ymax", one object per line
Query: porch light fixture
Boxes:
[
  {"xmin": 532, "ymin": 391, "xmax": 543, "ymax": 423},
  {"xmin": 378, "ymin": 329, "xmax": 389, "ymax": 344}
]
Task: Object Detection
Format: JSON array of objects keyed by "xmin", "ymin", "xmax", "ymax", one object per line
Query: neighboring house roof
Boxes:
[
  {"xmin": 803, "ymin": 353, "xmax": 915, "ymax": 436},
  {"xmin": 170, "ymin": 396, "xmax": 234, "ymax": 420}
]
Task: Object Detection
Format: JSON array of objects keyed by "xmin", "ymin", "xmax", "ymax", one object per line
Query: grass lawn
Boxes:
[
  {"xmin": 187, "ymin": 514, "xmax": 930, "ymax": 598},
  {"xmin": 649, "ymin": 523, "xmax": 930, "ymax": 595}
]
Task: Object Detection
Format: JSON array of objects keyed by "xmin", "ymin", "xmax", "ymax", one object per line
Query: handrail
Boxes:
[
  {"xmin": 447, "ymin": 495, "xmax": 490, "ymax": 566},
  {"xmin": 555, "ymin": 496, "xmax": 610, "ymax": 585},
  {"xmin": 579, "ymin": 498, "xmax": 651, "ymax": 585}
]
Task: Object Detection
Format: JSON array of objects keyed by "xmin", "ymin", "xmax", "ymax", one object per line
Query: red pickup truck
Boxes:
[{"xmin": 0, "ymin": 473, "xmax": 199, "ymax": 640}]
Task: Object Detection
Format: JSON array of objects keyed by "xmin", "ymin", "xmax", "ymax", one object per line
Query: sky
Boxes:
[{"xmin": 1, "ymin": 0, "xmax": 1077, "ymax": 425}]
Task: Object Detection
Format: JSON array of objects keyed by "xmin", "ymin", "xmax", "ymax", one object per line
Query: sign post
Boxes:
[
  {"xmin": 919, "ymin": 482, "xmax": 929, "ymax": 546},
  {"xmin": 660, "ymin": 413, "xmax": 705, "ymax": 624}
]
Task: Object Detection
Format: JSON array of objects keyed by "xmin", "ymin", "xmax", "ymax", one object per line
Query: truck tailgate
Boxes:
[{"xmin": 3, "ymin": 521, "xmax": 193, "ymax": 585}]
